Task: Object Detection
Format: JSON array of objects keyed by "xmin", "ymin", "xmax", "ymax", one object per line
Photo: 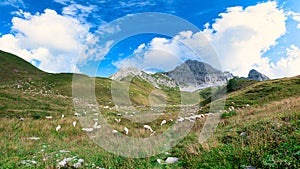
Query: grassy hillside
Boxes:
[{"xmin": 0, "ymin": 50, "xmax": 299, "ymax": 168}]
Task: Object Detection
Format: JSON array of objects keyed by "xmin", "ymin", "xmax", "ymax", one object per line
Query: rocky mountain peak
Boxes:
[
  {"xmin": 110, "ymin": 67, "xmax": 177, "ymax": 89},
  {"xmin": 183, "ymin": 59, "xmax": 221, "ymax": 74},
  {"xmin": 164, "ymin": 60, "xmax": 234, "ymax": 91},
  {"xmin": 247, "ymin": 69, "xmax": 269, "ymax": 81}
]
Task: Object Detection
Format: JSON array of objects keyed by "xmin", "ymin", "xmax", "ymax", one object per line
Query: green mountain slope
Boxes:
[{"xmin": 0, "ymin": 50, "xmax": 46, "ymax": 85}]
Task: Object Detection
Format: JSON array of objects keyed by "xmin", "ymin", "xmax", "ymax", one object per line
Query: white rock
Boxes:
[
  {"xmin": 57, "ymin": 157, "xmax": 74, "ymax": 168},
  {"xmin": 112, "ymin": 130, "xmax": 119, "ymax": 134},
  {"xmin": 82, "ymin": 128, "xmax": 94, "ymax": 132},
  {"xmin": 165, "ymin": 157, "xmax": 179, "ymax": 164},
  {"xmin": 28, "ymin": 137, "xmax": 40, "ymax": 140},
  {"xmin": 156, "ymin": 159, "xmax": 164, "ymax": 164},
  {"xmin": 20, "ymin": 160, "xmax": 37, "ymax": 165},
  {"xmin": 73, "ymin": 159, "xmax": 84, "ymax": 168}
]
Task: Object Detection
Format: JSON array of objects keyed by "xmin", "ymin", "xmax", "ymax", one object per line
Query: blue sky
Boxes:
[{"xmin": 0, "ymin": 0, "xmax": 300, "ymax": 78}]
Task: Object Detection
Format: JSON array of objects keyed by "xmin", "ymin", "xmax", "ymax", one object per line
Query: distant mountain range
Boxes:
[{"xmin": 111, "ymin": 59, "xmax": 270, "ymax": 91}]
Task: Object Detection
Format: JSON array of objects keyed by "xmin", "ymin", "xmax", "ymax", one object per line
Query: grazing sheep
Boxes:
[
  {"xmin": 177, "ymin": 116, "xmax": 184, "ymax": 122},
  {"xmin": 17, "ymin": 115, "xmax": 24, "ymax": 121},
  {"xmin": 93, "ymin": 122, "xmax": 101, "ymax": 129},
  {"xmin": 56, "ymin": 125, "xmax": 61, "ymax": 132},
  {"xmin": 72, "ymin": 121, "xmax": 77, "ymax": 127},
  {"xmin": 115, "ymin": 118, "xmax": 121, "ymax": 123},
  {"xmin": 61, "ymin": 114, "xmax": 64, "ymax": 119},
  {"xmin": 160, "ymin": 120, "xmax": 167, "ymax": 126},
  {"xmin": 144, "ymin": 125, "xmax": 153, "ymax": 132},
  {"xmin": 124, "ymin": 127, "xmax": 129, "ymax": 135},
  {"xmin": 45, "ymin": 116, "xmax": 52, "ymax": 119}
]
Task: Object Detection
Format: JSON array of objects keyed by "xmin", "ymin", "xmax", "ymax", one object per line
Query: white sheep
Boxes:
[
  {"xmin": 72, "ymin": 121, "xmax": 77, "ymax": 127},
  {"xmin": 56, "ymin": 125, "xmax": 61, "ymax": 132},
  {"xmin": 61, "ymin": 114, "xmax": 64, "ymax": 119},
  {"xmin": 45, "ymin": 116, "xmax": 52, "ymax": 119},
  {"xmin": 112, "ymin": 130, "xmax": 118, "ymax": 134},
  {"xmin": 124, "ymin": 127, "xmax": 129, "ymax": 135},
  {"xmin": 115, "ymin": 118, "xmax": 121, "ymax": 123},
  {"xmin": 93, "ymin": 122, "xmax": 101, "ymax": 129},
  {"xmin": 144, "ymin": 125, "xmax": 153, "ymax": 132},
  {"xmin": 160, "ymin": 120, "xmax": 167, "ymax": 126}
]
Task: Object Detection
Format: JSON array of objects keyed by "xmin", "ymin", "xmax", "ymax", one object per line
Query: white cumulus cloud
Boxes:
[
  {"xmin": 265, "ymin": 45, "xmax": 300, "ymax": 78},
  {"xmin": 0, "ymin": 9, "xmax": 92, "ymax": 73},
  {"xmin": 117, "ymin": 1, "xmax": 292, "ymax": 78}
]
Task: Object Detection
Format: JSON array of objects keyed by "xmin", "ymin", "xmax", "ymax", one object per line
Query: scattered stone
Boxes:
[
  {"xmin": 82, "ymin": 128, "xmax": 94, "ymax": 132},
  {"xmin": 157, "ymin": 157, "xmax": 179, "ymax": 164},
  {"xmin": 165, "ymin": 157, "xmax": 179, "ymax": 164},
  {"xmin": 27, "ymin": 137, "xmax": 40, "ymax": 140},
  {"xmin": 73, "ymin": 159, "xmax": 84, "ymax": 168},
  {"xmin": 57, "ymin": 157, "xmax": 75, "ymax": 168},
  {"xmin": 240, "ymin": 132, "xmax": 247, "ymax": 137},
  {"xmin": 112, "ymin": 130, "xmax": 119, "ymax": 134},
  {"xmin": 20, "ymin": 160, "xmax": 37, "ymax": 166}
]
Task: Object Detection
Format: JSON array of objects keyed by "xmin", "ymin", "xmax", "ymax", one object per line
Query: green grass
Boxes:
[{"xmin": 0, "ymin": 50, "xmax": 299, "ymax": 168}]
